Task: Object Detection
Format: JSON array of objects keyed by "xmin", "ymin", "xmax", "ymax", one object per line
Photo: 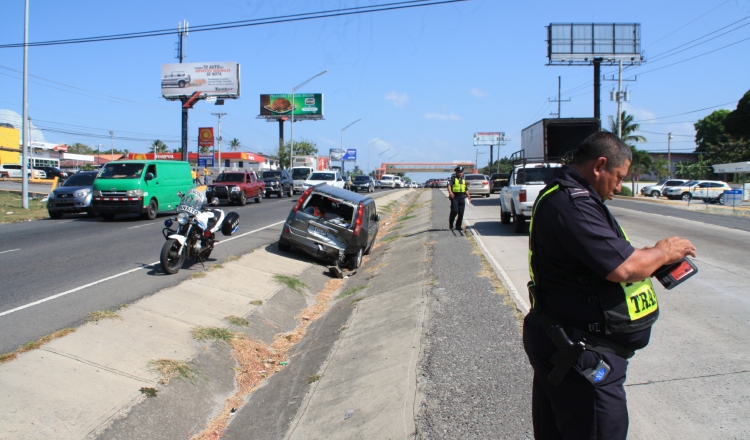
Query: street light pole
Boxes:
[
  {"xmin": 341, "ymin": 118, "xmax": 361, "ymax": 177},
  {"xmin": 377, "ymin": 147, "xmax": 390, "ymax": 178},
  {"xmin": 290, "ymin": 70, "xmax": 327, "ymax": 169},
  {"xmin": 21, "ymin": 0, "xmax": 30, "ymax": 209},
  {"xmin": 667, "ymin": 132, "xmax": 673, "ymax": 178},
  {"xmin": 366, "ymin": 138, "xmax": 382, "ymax": 177},
  {"xmin": 211, "ymin": 112, "xmax": 226, "ymax": 171}
]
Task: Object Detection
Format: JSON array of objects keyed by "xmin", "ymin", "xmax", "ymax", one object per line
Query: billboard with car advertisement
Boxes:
[
  {"xmin": 259, "ymin": 94, "xmax": 324, "ymax": 119},
  {"xmin": 161, "ymin": 62, "xmax": 240, "ymax": 99}
]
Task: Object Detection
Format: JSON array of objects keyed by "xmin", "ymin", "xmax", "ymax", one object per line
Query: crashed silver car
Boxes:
[{"xmin": 278, "ymin": 183, "xmax": 380, "ymax": 269}]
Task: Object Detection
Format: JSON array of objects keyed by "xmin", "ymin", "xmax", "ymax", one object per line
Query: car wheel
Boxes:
[
  {"xmin": 501, "ymin": 209, "xmax": 511, "ymax": 225},
  {"xmin": 178, "ymin": 81, "xmax": 185, "ymax": 88},
  {"xmin": 513, "ymin": 210, "xmax": 526, "ymax": 233},
  {"xmin": 142, "ymin": 199, "xmax": 158, "ymax": 220},
  {"xmin": 287, "ymin": 186, "xmax": 293, "ymax": 197},
  {"xmin": 278, "ymin": 237, "xmax": 291, "ymax": 251},
  {"xmin": 102, "ymin": 213, "xmax": 115, "ymax": 221},
  {"xmin": 347, "ymin": 247, "xmax": 363, "ymax": 270},
  {"xmin": 48, "ymin": 211, "xmax": 63, "ymax": 219},
  {"xmin": 239, "ymin": 191, "xmax": 247, "ymax": 206},
  {"xmin": 681, "ymin": 192, "xmax": 692, "ymax": 202},
  {"xmin": 277, "ymin": 189, "xmax": 283, "ymax": 198},
  {"xmin": 719, "ymin": 194, "xmax": 725, "ymax": 205},
  {"xmin": 650, "ymin": 190, "xmax": 660, "ymax": 198},
  {"xmin": 255, "ymin": 189, "xmax": 263, "ymax": 203}
]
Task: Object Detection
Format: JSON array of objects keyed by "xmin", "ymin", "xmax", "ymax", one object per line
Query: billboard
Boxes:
[
  {"xmin": 547, "ymin": 23, "xmax": 642, "ymax": 65},
  {"xmin": 329, "ymin": 148, "xmax": 343, "ymax": 161},
  {"xmin": 259, "ymin": 94, "xmax": 324, "ymax": 119},
  {"xmin": 342, "ymin": 149, "xmax": 357, "ymax": 161},
  {"xmin": 161, "ymin": 62, "xmax": 240, "ymax": 99},
  {"xmin": 198, "ymin": 127, "xmax": 214, "ymax": 147},
  {"xmin": 473, "ymin": 132, "xmax": 504, "ymax": 146}
]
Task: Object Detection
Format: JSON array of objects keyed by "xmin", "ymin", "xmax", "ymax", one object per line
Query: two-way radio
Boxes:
[{"xmin": 653, "ymin": 257, "xmax": 698, "ymax": 290}]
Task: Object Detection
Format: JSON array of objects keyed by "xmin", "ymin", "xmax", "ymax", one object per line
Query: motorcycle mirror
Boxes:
[
  {"xmin": 211, "ymin": 197, "xmax": 219, "ymax": 206},
  {"xmin": 177, "ymin": 191, "xmax": 184, "ymax": 198}
]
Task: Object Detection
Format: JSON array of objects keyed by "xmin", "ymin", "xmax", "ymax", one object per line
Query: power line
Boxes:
[
  {"xmin": 645, "ymin": 0, "xmax": 732, "ymax": 48},
  {"xmin": 632, "ymin": 100, "xmax": 738, "ymax": 122},
  {"xmin": 0, "ymin": 0, "xmax": 466, "ymax": 49},
  {"xmin": 646, "ymin": 19, "xmax": 750, "ymax": 64}
]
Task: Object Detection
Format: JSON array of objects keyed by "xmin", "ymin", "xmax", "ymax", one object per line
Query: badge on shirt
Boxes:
[{"xmin": 568, "ymin": 188, "xmax": 589, "ymax": 199}]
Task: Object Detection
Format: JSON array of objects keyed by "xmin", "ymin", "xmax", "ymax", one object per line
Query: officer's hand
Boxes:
[{"xmin": 654, "ymin": 236, "xmax": 697, "ymax": 264}]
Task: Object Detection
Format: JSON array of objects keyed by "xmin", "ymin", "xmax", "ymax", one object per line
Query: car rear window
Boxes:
[
  {"xmin": 515, "ymin": 167, "xmax": 558, "ymax": 185},
  {"xmin": 215, "ymin": 173, "xmax": 245, "ymax": 183},
  {"xmin": 465, "ymin": 175, "xmax": 486, "ymax": 180},
  {"xmin": 261, "ymin": 171, "xmax": 282, "ymax": 179},
  {"xmin": 310, "ymin": 172, "xmax": 335, "ymax": 181}
]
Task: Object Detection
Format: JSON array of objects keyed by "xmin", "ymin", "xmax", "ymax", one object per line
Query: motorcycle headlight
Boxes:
[
  {"xmin": 177, "ymin": 212, "xmax": 189, "ymax": 225},
  {"xmin": 75, "ymin": 188, "xmax": 91, "ymax": 198},
  {"xmin": 231, "ymin": 186, "xmax": 240, "ymax": 192},
  {"xmin": 127, "ymin": 189, "xmax": 143, "ymax": 197}
]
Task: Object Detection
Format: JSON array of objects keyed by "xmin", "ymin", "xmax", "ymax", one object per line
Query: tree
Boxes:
[
  {"xmin": 651, "ymin": 155, "xmax": 670, "ymax": 180},
  {"xmin": 151, "ymin": 139, "xmax": 168, "ymax": 153},
  {"xmin": 723, "ymin": 89, "xmax": 750, "ymax": 140},
  {"xmin": 694, "ymin": 109, "xmax": 730, "ymax": 153},
  {"xmin": 66, "ymin": 143, "xmax": 94, "ymax": 155},
  {"xmin": 608, "ymin": 111, "xmax": 647, "ymax": 144},
  {"xmin": 276, "ymin": 138, "xmax": 319, "ymax": 169},
  {"xmin": 229, "ymin": 138, "xmax": 241, "ymax": 152},
  {"xmin": 629, "ymin": 146, "xmax": 653, "ymax": 195},
  {"xmin": 352, "ymin": 165, "xmax": 363, "ymax": 176},
  {"xmin": 704, "ymin": 138, "xmax": 750, "ymax": 166},
  {"xmin": 480, "ymin": 157, "xmax": 512, "ymax": 175}
]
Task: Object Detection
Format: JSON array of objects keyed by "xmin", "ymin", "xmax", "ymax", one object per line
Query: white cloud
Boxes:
[
  {"xmin": 425, "ymin": 112, "xmax": 461, "ymax": 121},
  {"xmin": 0, "ymin": 109, "xmax": 46, "ymax": 143},
  {"xmin": 318, "ymin": 136, "xmax": 339, "ymax": 147},
  {"xmin": 384, "ymin": 91, "xmax": 409, "ymax": 107},
  {"xmin": 470, "ymin": 88, "xmax": 487, "ymax": 98}
]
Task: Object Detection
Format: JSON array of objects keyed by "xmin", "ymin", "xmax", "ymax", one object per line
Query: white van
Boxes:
[
  {"xmin": 0, "ymin": 164, "xmax": 46, "ymax": 179},
  {"xmin": 380, "ymin": 174, "xmax": 398, "ymax": 188}
]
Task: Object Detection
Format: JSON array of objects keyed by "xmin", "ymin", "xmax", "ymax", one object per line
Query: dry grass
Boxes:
[
  {"xmin": 398, "ymin": 215, "xmax": 416, "ymax": 222},
  {"xmin": 191, "ymin": 326, "xmax": 235, "ymax": 343},
  {"xmin": 351, "ymin": 296, "xmax": 365, "ymax": 305},
  {"xmin": 85, "ymin": 310, "xmax": 123, "ymax": 324},
  {"xmin": 273, "ymin": 274, "xmax": 307, "ymax": 294},
  {"xmin": 0, "ymin": 327, "xmax": 76, "ymax": 364},
  {"xmin": 209, "ymin": 264, "xmax": 224, "ymax": 271},
  {"xmin": 0, "ymin": 192, "xmax": 51, "ymax": 223},
  {"xmin": 224, "ymin": 255, "xmax": 242, "ymax": 263},
  {"xmin": 466, "ymin": 232, "xmax": 523, "ymax": 320},
  {"xmin": 147, "ymin": 359, "xmax": 203, "ymax": 385},
  {"xmin": 308, "ymin": 374, "xmax": 321, "ymax": 383},
  {"xmin": 336, "ymin": 285, "xmax": 368, "ymax": 299},
  {"xmin": 249, "ymin": 300, "xmax": 263, "ymax": 306},
  {"xmin": 382, "ymin": 234, "xmax": 402, "ymax": 243},
  {"xmin": 224, "ymin": 316, "xmax": 249, "ymax": 327},
  {"xmin": 190, "ymin": 272, "xmax": 207, "ymax": 279}
]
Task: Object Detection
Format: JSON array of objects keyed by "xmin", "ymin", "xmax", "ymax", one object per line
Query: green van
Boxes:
[{"xmin": 92, "ymin": 160, "xmax": 193, "ymax": 221}]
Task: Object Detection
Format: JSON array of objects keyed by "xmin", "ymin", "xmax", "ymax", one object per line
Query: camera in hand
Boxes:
[{"xmin": 652, "ymin": 257, "xmax": 698, "ymax": 290}]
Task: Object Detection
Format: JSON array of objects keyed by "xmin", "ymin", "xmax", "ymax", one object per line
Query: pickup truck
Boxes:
[
  {"xmin": 205, "ymin": 171, "xmax": 265, "ymax": 206},
  {"xmin": 500, "ymin": 160, "xmax": 562, "ymax": 233}
]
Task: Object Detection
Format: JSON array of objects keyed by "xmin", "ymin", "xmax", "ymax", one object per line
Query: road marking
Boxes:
[
  {"xmin": 0, "ymin": 249, "xmax": 20, "ymax": 255},
  {"xmin": 127, "ymin": 223, "xmax": 159, "ymax": 230},
  {"xmin": 0, "ymin": 220, "xmax": 286, "ymax": 318}
]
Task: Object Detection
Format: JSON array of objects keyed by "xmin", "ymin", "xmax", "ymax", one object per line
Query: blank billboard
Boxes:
[{"xmin": 547, "ymin": 24, "xmax": 642, "ymax": 65}]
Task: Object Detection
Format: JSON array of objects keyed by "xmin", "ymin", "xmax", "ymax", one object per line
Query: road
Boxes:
[
  {"xmin": 0, "ymin": 187, "xmax": 392, "ymax": 354},
  {"xmin": 464, "ymin": 193, "xmax": 750, "ymax": 438}
]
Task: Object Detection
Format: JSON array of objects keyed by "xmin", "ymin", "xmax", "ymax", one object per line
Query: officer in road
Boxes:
[
  {"xmin": 523, "ymin": 132, "xmax": 697, "ymax": 439},
  {"xmin": 447, "ymin": 166, "xmax": 472, "ymax": 230}
]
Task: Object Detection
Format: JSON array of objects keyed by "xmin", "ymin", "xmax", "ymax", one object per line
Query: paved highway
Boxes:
[{"xmin": 0, "ymin": 187, "xmax": 393, "ymax": 354}]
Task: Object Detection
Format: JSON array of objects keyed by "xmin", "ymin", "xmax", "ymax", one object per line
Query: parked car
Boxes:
[
  {"xmin": 206, "ymin": 171, "xmax": 265, "ymax": 205},
  {"xmin": 465, "ymin": 173, "xmax": 491, "ymax": 197},
  {"xmin": 303, "ymin": 171, "xmax": 345, "ymax": 190},
  {"xmin": 259, "ymin": 169, "xmax": 293, "ymax": 198},
  {"xmin": 663, "ymin": 180, "xmax": 732, "ymax": 202},
  {"xmin": 36, "ymin": 166, "xmax": 69, "ymax": 180},
  {"xmin": 278, "ymin": 183, "xmax": 380, "ymax": 270},
  {"xmin": 640, "ymin": 179, "xmax": 688, "ymax": 198},
  {"xmin": 489, "ymin": 173, "xmax": 510, "ymax": 193},
  {"xmin": 0, "ymin": 164, "xmax": 46, "ymax": 179},
  {"xmin": 374, "ymin": 180, "xmax": 381, "ymax": 189},
  {"xmin": 47, "ymin": 171, "xmax": 99, "ymax": 219},
  {"xmin": 351, "ymin": 175, "xmax": 375, "ymax": 193}
]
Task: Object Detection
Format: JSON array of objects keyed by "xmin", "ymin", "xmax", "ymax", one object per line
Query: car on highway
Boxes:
[
  {"xmin": 379, "ymin": 174, "xmax": 397, "ymax": 189},
  {"xmin": 259, "ymin": 169, "xmax": 293, "ymax": 198},
  {"xmin": 639, "ymin": 179, "xmax": 688, "ymax": 198},
  {"xmin": 489, "ymin": 173, "xmax": 509, "ymax": 193},
  {"xmin": 35, "ymin": 166, "xmax": 68, "ymax": 180},
  {"xmin": 278, "ymin": 183, "xmax": 380, "ymax": 270},
  {"xmin": 0, "ymin": 164, "xmax": 46, "ymax": 179},
  {"xmin": 46, "ymin": 170, "xmax": 99, "ymax": 219},
  {"xmin": 303, "ymin": 171, "xmax": 345, "ymax": 191},
  {"xmin": 351, "ymin": 175, "xmax": 375, "ymax": 193},
  {"xmin": 663, "ymin": 180, "xmax": 732, "ymax": 202},
  {"xmin": 206, "ymin": 171, "xmax": 264, "ymax": 205},
  {"xmin": 465, "ymin": 173, "xmax": 491, "ymax": 197}
]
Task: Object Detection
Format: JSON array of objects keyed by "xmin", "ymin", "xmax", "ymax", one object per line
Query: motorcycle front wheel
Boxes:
[{"xmin": 161, "ymin": 239, "xmax": 186, "ymax": 274}]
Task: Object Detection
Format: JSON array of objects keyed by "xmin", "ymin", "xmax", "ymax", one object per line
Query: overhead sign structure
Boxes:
[
  {"xmin": 547, "ymin": 23, "xmax": 642, "ymax": 65},
  {"xmin": 342, "ymin": 149, "xmax": 357, "ymax": 161},
  {"xmin": 473, "ymin": 132, "xmax": 504, "ymax": 146},
  {"xmin": 198, "ymin": 127, "xmax": 214, "ymax": 148},
  {"xmin": 161, "ymin": 62, "xmax": 240, "ymax": 99},
  {"xmin": 259, "ymin": 94, "xmax": 324, "ymax": 120}
]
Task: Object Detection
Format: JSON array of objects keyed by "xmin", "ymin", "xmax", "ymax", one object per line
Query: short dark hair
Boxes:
[{"xmin": 571, "ymin": 131, "xmax": 632, "ymax": 170}]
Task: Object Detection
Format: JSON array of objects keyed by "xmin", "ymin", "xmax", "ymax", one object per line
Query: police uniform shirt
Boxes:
[{"xmin": 533, "ymin": 165, "xmax": 651, "ymax": 350}]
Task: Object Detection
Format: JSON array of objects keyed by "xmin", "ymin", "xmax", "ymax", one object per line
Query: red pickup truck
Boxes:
[{"xmin": 205, "ymin": 171, "xmax": 265, "ymax": 205}]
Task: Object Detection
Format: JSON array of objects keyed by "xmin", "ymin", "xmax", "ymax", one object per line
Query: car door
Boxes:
[{"xmin": 693, "ymin": 183, "xmax": 708, "ymax": 199}]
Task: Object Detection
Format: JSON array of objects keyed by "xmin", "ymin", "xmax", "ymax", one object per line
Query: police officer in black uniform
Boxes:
[
  {"xmin": 447, "ymin": 166, "xmax": 472, "ymax": 230},
  {"xmin": 523, "ymin": 132, "xmax": 696, "ymax": 439}
]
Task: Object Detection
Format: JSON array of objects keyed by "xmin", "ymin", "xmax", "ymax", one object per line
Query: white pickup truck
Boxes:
[{"xmin": 500, "ymin": 161, "xmax": 562, "ymax": 233}]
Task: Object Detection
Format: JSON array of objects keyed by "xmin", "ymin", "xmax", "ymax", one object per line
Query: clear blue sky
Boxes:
[{"xmin": 1, "ymin": 0, "xmax": 748, "ymax": 181}]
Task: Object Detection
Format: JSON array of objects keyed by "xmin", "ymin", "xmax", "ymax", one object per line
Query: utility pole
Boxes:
[
  {"xmin": 212, "ymin": 112, "xmax": 227, "ymax": 172},
  {"xmin": 496, "ymin": 134, "xmax": 509, "ymax": 173},
  {"xmin": 97, "ymin": 144, "xmax": 101, "ymax": 167},
  {"xmin": 604, "ymin": 61, "xmax": 636, "ymax": 137},
  {"xmin": 110, "ymin": 131, "xmax": 114, "ymax": 160},
  {"xmin": 21, "ymin": 0, "xmax": 29, "ymax": 209},
  {"xmin": 668, "ymin": 132, "xmax": 673, "ymax": 178},
  {"xmin": 549, "ymin": 76, "xmax": 571, "ymax": 118},
  {"xmin": 177, "ymin": 21, "xmax": 189, "ymax": 162},
  {"xmin": 593, "ymin": 58, "xmax": 602, "ymax": 122},
  {"xmin": 475, "ymin": 149, "xmax": 486, "ymax": 173}
]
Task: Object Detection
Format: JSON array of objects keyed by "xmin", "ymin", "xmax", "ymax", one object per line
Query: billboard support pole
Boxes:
[
  {"xmin": 593, "ymin": 58, "xmax": 601, "ymax": 123},
  {"xmin": 21, "ymin": 0, "xmax": 29, "ymax": 209},
  {"xmin": 181, "ymin": 101, "xmax": 189, "ymax": 162}
]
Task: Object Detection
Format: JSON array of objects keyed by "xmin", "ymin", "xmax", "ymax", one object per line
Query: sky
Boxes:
[{"xmin": 1, "ymin": 0, "xmax": 749, "ymax": 181}]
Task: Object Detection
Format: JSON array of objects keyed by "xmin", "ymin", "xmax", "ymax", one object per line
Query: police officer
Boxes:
[
  {"xmin": 447, "ymin": 166, "xmax": 472, "ymax": 230},
  {"xmin": 523, "ymin": 132, "xmax": 696, "ymax": 439}
]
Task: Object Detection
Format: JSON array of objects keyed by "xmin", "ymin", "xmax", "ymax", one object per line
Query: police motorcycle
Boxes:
[{"xmin": 160, "ymin": 189, "xmax": 240, "ymax": 274}]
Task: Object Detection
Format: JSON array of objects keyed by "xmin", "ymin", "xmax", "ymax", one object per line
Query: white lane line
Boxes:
[
  {"xmin": 0, "ymin": 221, "xmax": 285, "ymax": 318},
  {"xmin": 127, "ymin": 223, "xmax": 160, "ymax": 230},
  {"xmin": 0, "ymin": 249, "xmax": 20, "ymax": 254}
]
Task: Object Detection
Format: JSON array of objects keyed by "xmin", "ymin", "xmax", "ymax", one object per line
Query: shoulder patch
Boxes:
[{"xmin": 567, "ymin": 188, "xmax": 590, "ymax": 199}]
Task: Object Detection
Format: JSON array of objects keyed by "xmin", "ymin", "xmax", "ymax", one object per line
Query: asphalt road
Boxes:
[{"xmin": 0, "ymin": 187, "xmax": 394, "ymax": 354}]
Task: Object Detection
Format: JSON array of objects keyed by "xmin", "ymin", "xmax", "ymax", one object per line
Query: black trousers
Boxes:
[
  {"xmin": 449, "ymin": 195, "xmax": 466, "ymax": 228},
  {"xmin": 523, "ymin": 312, "xmax": 630, "ymax": 440}
]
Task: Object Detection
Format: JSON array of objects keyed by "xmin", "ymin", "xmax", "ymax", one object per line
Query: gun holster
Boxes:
[{"xmin": 546, "ymin": 325, "xmax": 585, "ymax": 385}]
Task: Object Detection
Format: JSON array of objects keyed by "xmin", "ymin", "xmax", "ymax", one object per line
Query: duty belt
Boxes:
[{"xmin": 530, "ymin": 309, "xmax": 634, "ymax": 385}]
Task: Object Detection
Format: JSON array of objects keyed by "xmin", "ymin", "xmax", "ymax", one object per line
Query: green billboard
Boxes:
[{"xmin": 259, "ymin": 93, "xmax": 324, "ymax": 119}]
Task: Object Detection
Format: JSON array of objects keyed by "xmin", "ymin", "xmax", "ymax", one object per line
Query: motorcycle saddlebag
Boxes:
[{"xmin": 221, "ymin": 212, "xmax": 240, "ymax": 236}]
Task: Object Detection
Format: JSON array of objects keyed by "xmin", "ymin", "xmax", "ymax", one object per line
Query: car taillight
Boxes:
[
  {"xmin": 292, "ymin": 186, "xmax": 314, "ymax": 213},
  {"xmin": 353, "ymin": 202, "xmax": 365, "ymax": 236},
  {"xmin": 519, "ymin": 189, "xmax": 526, "ymax": 203},
  {"xmin": 482, "ymin": 181, "xmax": 488, "ymax": 186}
]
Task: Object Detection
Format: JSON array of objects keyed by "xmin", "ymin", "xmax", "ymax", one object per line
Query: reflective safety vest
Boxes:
[
  {"xmin": 528, "ymin": 180, "xmax": 659, "ymax": 334},
  {"xmin": 451, "ymin": 177, "xmax": 467, "ymax": 193}
]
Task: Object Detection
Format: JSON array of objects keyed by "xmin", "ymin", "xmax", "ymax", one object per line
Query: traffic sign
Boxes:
[{"xmin": 723, "ymin": 190, "xmax": 743, "ymax": 206}]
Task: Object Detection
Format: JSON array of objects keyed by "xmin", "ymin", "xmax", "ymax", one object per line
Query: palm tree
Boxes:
[
  {"xmin": 652, "ymin": 155, "xmax": 670, "ymax": 180},
  {"xmin": 229, "ymin": 138, "xmax": 241, "ymax": 152},
  {"xmin": 608, "ymin": 111, "xmax": 647, "ymax": 144},
  {"xmin": 629, "ymin": 146, "xmax": 653, "ymax": 195},
  {"xmin": 151, "ymin": 139, "xmax": 168, "ymax": 154}
]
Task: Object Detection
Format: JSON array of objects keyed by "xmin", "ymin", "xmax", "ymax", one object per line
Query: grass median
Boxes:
[{"xmin": 0, "ymin": 192, "xmax": 50, "ymax": 223}]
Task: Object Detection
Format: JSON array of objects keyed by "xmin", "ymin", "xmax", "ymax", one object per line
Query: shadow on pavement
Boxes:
[{"xmin": 471, "ymin": 220, "xmax": 528, "ymax": 237}]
